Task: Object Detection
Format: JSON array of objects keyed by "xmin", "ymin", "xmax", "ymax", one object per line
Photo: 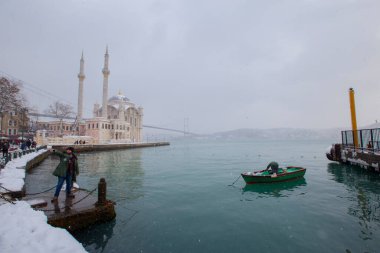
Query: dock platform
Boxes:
[{"xmin": 25, "ymin": 179, "xmax": 116, "ymax": 232}]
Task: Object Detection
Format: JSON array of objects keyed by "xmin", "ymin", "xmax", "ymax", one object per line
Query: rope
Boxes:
[
  {"xmin": 0, "ymin": 185, "xmax": 15, "ymax": 193},
  {"xmin": 228, "ymin": 175, "xmax": 241, "ymax": 186},
  {"xmin": 0, "ymin": 193, "xmax": 15, "ymax": 205},
  {"xmin": 43, "ymin": 188, "xmax": 97, "ymax": 212},
  {"xmin": 25, "ymin": 185, "xmax": 57, "ymax": 196},
  {"xmin": 69, "ymin": 188, "xmax": 97, "ymax": 207}
]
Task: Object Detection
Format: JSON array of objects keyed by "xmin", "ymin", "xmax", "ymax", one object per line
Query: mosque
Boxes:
[{"xmin": 35, "ymin": 48, "xmax": 143, "ymax": 144}]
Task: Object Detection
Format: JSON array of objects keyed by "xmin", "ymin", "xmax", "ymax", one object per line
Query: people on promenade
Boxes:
[
  {"xmin": 51, "ymin": 147, "xmax": 79, "ymax": 202},
  {"xmin": 26, "ymin": 139, "xmax": 32, "ymax": 149},
  {"xmin": 2, "ymin": 141, "xmax": 9, "ymax": 157},
  {"xmin": 20, "ymin": 141, "xmax": 26, "ymax": 151},
  {"xmin": 31, "ymin": 140, "xmax": 37, "ymax": 149}
]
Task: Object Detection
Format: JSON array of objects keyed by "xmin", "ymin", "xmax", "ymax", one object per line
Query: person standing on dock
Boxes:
[{"xmin": 51, "ymin": 147, "xmax": 79, "ymax": 202}]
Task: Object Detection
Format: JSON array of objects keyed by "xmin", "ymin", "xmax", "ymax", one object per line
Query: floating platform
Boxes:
[
  {"xmin": 52, "ymin": 142, "xmax": 170, "ymax": 153},
  {"xmin": 25, "ymin": 179, "xmax": 116, "ymax": 233},
  {"xmin": 327, "ymin": 128, "xmax": 380, "ymax": 172}
]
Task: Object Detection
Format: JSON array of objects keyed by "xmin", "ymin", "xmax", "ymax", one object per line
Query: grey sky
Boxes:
[{"xmin": 1, "ymin": 0, "xmax": 379, "ymax": 133}]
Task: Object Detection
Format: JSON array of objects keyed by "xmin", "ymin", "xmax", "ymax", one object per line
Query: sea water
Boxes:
[{"xmin": 26, "ymin": 139, "xmax": 380, "ymax": 253}]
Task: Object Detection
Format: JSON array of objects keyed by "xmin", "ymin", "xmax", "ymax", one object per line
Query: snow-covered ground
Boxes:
[
  {"xmin": 0, "ymin": 149, "xmax": 47, "ymax": 193},
  {"xmin": 0, "ymin": 201, "xmax": 87, "ymax": 253}
]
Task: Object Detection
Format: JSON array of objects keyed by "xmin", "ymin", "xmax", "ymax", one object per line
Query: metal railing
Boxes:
[
  {"xmin": 342, "ymin": 128, "xmax": 380, "ymax": 152},
  {"xmin": 0, "ymin": 145, "xmax": 47, "ymax": 168}
]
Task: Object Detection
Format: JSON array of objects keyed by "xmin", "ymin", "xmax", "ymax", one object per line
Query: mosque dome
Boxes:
[{"xmin": 108, "ymin": 91, "xmax": 130, "ymax": 103}]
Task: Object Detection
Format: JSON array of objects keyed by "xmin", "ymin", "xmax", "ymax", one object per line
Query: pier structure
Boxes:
[
  {"xmin": 327, "ymin": 128, "xmax": 380, "ymax": 172},
  {"xmin": 52, "ymin": 141, "xmax": 170, "ymax": 153},
  {"xmin": 327, "ymin": 88, "xmax": 380, "ymax": 172},
  {"xmin": 28, "ymin": 178, "xmax": 116, "ymax": 233}
]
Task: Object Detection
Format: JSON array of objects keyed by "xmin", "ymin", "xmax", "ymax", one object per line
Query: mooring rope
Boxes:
[
  {"xmin": 0, "ymin": 185, "xmax": 13, "ymax": 192},
  {"xmin": 25, "ymin": 185, "xmax": 57, "ymax": 196},
  {"xmin": 69, "ymin": 188, "xmax": 97, "ymax": 207},
  {"xmin": 0, "ymin": 193, "xmax": 15, "ymax": 205},
  {"xmin": 228, "ymin": 175, "xmax": 241, "ymax": 186},
  {"xmin": 42, "ymin": 187, "xmax": 97, "ymax": 212}
]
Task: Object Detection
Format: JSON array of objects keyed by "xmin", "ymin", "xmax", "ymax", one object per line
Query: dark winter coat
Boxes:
[{"xmin": 52, "ymin": 151, "xmax": 79, "ymax": 178}]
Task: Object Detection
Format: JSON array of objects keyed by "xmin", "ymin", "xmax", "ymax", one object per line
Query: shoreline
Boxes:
[{"xmin": 51, "ymin": 141, "xmax": 170, "ymax": 152}]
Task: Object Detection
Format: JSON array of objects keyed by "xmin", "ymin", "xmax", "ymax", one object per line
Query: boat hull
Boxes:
[{"xmin": 241, "ymin": 167, "xmax": 306, "ymax": 184}]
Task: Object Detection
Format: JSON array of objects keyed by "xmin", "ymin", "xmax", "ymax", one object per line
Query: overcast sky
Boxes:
[{"xmin": 1, "ymin": 0, "xmax": 380, "ymax": 133}]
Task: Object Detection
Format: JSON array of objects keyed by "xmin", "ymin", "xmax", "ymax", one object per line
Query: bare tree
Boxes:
[
  {"xmin": 45, "ymin": 101, "xmax": 74, "ymax": 136},
  {"xmin": 0, "ymin": 77, "xmax": 27, "ymax": 134}
]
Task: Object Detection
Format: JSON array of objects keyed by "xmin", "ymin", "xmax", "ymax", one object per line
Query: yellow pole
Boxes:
[{"xmin": 349, "ymin": 88, "xmax": 359, "ymax": 147}]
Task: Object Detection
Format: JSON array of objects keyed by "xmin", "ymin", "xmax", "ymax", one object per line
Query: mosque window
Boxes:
[
  {"xmin": 112, "ymin": 124, "xmax": 114, "ymax": 129},
  {"xmin": 8, "ymin": 129, "xmax": 11, "ymax": 135},
  {"xmin": 96, "ymin": 123, "xmax": 99, "ymax": 129},
  {"xmin": 88, "ymin": 124, "xmax": 90, "ymax": 129},
  {"xmin": 102, "ymin": 123, "xmax": 104, "ymax": 129}
]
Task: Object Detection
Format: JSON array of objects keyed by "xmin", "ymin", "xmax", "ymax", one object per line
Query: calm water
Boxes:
[{"xmin": 26, "ymin": 139, "xmax": 380, "ymax": 253}]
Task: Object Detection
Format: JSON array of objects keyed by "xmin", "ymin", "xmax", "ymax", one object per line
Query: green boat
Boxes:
[{"xmin": 241, "ymin": 166, "xmax": 306, "ymax": 184}]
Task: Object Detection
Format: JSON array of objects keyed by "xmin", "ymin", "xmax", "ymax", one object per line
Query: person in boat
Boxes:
[
  {"xmin": 265, "ymin": 161, "xmax": 279, "ymax": 177},
  {"xmin": 51, "ymin": 147, "xmax": 79, "ymax": 202}
]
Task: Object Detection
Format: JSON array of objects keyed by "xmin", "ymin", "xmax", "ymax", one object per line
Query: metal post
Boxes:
[
  {"xmin": 97, "ymin": 178, "xmax": 107, "ymax": 206},
  {"xmin": 345, "ymin": 131, "xmax": 348, "ymax": 147},
  {"xmin": 359, "ymin": 130, "xmax": 363, "ymax": 151},
  {"xmin": 349, "ymin": 88, "xmax": 359, "ymax": 147}
]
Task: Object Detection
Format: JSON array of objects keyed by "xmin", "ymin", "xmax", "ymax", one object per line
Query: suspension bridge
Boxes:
[{"xmin": 28, "ymin": 113, "xmax": 196, "ymax": 135}]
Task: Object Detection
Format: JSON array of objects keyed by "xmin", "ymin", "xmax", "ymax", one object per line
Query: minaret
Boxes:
[
  {"xmin": 77, "ymin": 51, "xmax": 85, "ymax": 121},
  {"xmin": 102, "ymin": 46, "xmax": 110, "ymax": 119}
]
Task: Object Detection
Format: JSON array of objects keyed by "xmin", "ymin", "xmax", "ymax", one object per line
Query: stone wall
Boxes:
[
  {"xmin": 25, "ymin": 151, "xmax": 50, "ymax": 171},
  {"xmin": 52, "ymin": 142, "xmax": 170, "ymax": 153}
]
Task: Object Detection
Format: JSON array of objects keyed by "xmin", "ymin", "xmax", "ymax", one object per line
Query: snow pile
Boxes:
[
  {"xmin": 0, "ymin": 201, "xmax": 87, "ymax": 253},
  {"xmin": 0, "ymin": 149, "xmax": 47, "ymax": 193}
]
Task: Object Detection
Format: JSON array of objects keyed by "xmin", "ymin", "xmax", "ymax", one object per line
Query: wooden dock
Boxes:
[{"xmin": 25, "ymin": 179, "xmax": 116, "ymax": 233}]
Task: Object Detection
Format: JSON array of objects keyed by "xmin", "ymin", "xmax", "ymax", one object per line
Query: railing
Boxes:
[
  {"xmin": 342, "ymin": 128, "xmax": 380, "ymax": 152},
  {"xmin": 0, "ymin": 145, "xmax": 48, "ymax": 168}
]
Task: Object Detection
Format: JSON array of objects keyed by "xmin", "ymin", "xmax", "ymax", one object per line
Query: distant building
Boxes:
[
  {"xmin": 35, "ymin": 47, "xmax": 143, "ymax": 145},
  {"xmin": 0, "ymin": 109, "xmax": 30, "ymax": 140}
]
